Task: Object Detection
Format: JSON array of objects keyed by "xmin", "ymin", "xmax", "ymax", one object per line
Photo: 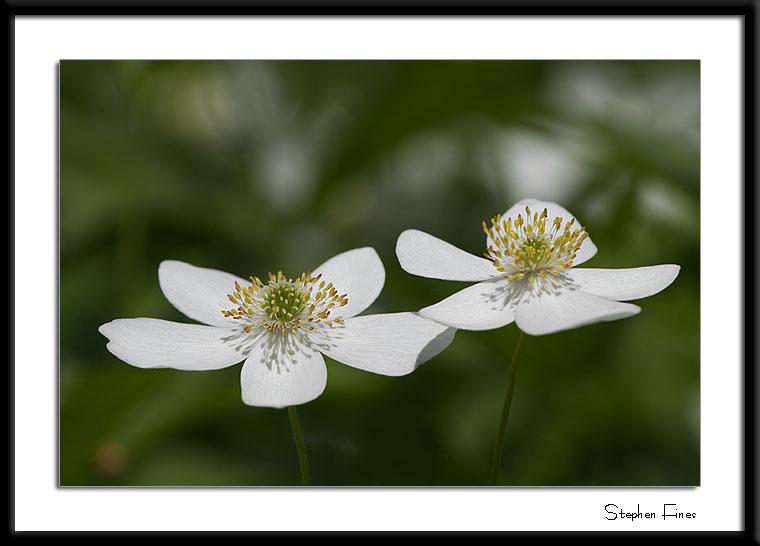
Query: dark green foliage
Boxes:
[{"xmin": 60, "ymin": 60, "xmax": 699, "ymax": 486}]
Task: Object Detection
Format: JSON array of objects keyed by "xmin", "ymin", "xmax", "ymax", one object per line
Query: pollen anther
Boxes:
[
  {"xmin": 483, "ymin": 208, "xmax": 589, "ymax": 282},
  {"xmin": 221, "ymin": 270, "xmax": 348, "ymax": 336}
]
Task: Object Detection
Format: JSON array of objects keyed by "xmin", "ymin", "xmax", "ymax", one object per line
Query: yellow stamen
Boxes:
[
  {"xmin": 221, "ymin": 269, "xmax": 348, "ymax": 336},
  {"xmin": 483, "ymin": 206, "xmax": 589, "ymax": 283}
]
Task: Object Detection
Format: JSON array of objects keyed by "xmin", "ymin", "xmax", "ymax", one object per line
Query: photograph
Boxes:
[{"xmin": 59, "ymin": 59, "xmax": 700, "ymax": 487}]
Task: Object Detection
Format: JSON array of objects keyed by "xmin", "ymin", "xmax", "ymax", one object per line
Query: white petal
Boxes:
[
  {"xmin": 396, "ymin": 229, "xmax": 499, "ymax": 281},
  {"xmin": 98, "ymin": 318, "xmax": 250, "ymax": 370},
  {"xmin": 419, "ymin": 279, "xmax": 517, "ymax": 331},
  {"xmin": 493, "ymin": 198, "xmax": 598, "ymax": 266},
  {"xmin": 515, "ymin": 288, "xmax": 640, "ymax": 336},
  {"xmin": 311, "ymin": 247, "xmax": 385, "ymax": 319},
  {"xmin": 158, "ymin": 260, "xmax": 247, "ymax": 327},
  {"xmin": 321, "ymin": 313, "xmax": 455, "ymax": 376},
  {"xmin": 567, "ymin": 265, "xmax": 680, "ymax": 301},
  {"xmin": 240, "ymin": 338, "xmax": 327, "ymax": 408}
]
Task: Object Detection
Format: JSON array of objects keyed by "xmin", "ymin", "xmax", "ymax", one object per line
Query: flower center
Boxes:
[
  {"xmin": 262, "ymin": 283, "xmax": 308, "ymax": 322},
  {"xmin": 221, "ymin": 271, "xmax": 348, "ymax": 335},
  {"xmin": 482, "ymin": 205, "xmax": 589, "ymax": 281}
]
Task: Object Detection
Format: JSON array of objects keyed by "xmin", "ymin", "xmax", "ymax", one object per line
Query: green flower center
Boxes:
[
  {"xmin": 261, "ymin": 283, "xmax": 308, "ymax": 322},
  {"xmin": 518, "ymin": 235, "xmax": 552, "ymax": 269}
]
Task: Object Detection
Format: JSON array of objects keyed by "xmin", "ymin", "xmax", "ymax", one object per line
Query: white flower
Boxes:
[
  {"xmin": 99, "ymin": 248, "xmax": 454, "ymax": 408},
  {"xmin": 396, "ymin": 198, "xmax": 680, "ymax": 336}
]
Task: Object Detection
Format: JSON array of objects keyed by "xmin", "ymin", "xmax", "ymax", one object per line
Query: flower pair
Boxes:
[{"xmin": 99, "ymin": 198, "xmax": 680, "ymax": 408}]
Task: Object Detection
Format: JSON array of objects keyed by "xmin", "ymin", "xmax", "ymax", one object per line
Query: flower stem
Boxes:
[
  {"xmin": 287, "ymin": 406, "xmax": 311, "ymax": 486},
  {"xmin": 488, "ymin": 331, "xmax": 526, "ymax": 485}
]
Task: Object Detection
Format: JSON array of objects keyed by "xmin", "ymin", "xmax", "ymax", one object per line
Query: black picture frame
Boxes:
[{"xmin": 8, "ymin": 1, "xmax": 757, "ymax": 540}]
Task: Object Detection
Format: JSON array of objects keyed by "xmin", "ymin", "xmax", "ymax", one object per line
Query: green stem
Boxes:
[
  {"xmin": 488, "ymin": 331, "xmax": 526, "ymax": 485},
  {"xmin": 287, "ymin": 406, "xmax": 311, "ymax": 486}
]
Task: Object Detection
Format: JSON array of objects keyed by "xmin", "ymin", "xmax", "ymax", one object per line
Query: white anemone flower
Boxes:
[
  {"xmin": 396, "ymin": 198, "xmax": 680, "ymax": 336},
  {"xmin": 99, "ymin": 248, "xmax": 454, "ymax": 408}
]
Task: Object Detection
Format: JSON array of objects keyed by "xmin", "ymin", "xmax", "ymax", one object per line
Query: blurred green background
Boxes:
[{"xmin": 60, "ymin": 60, "xmax": 699, "ymax": 486}]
